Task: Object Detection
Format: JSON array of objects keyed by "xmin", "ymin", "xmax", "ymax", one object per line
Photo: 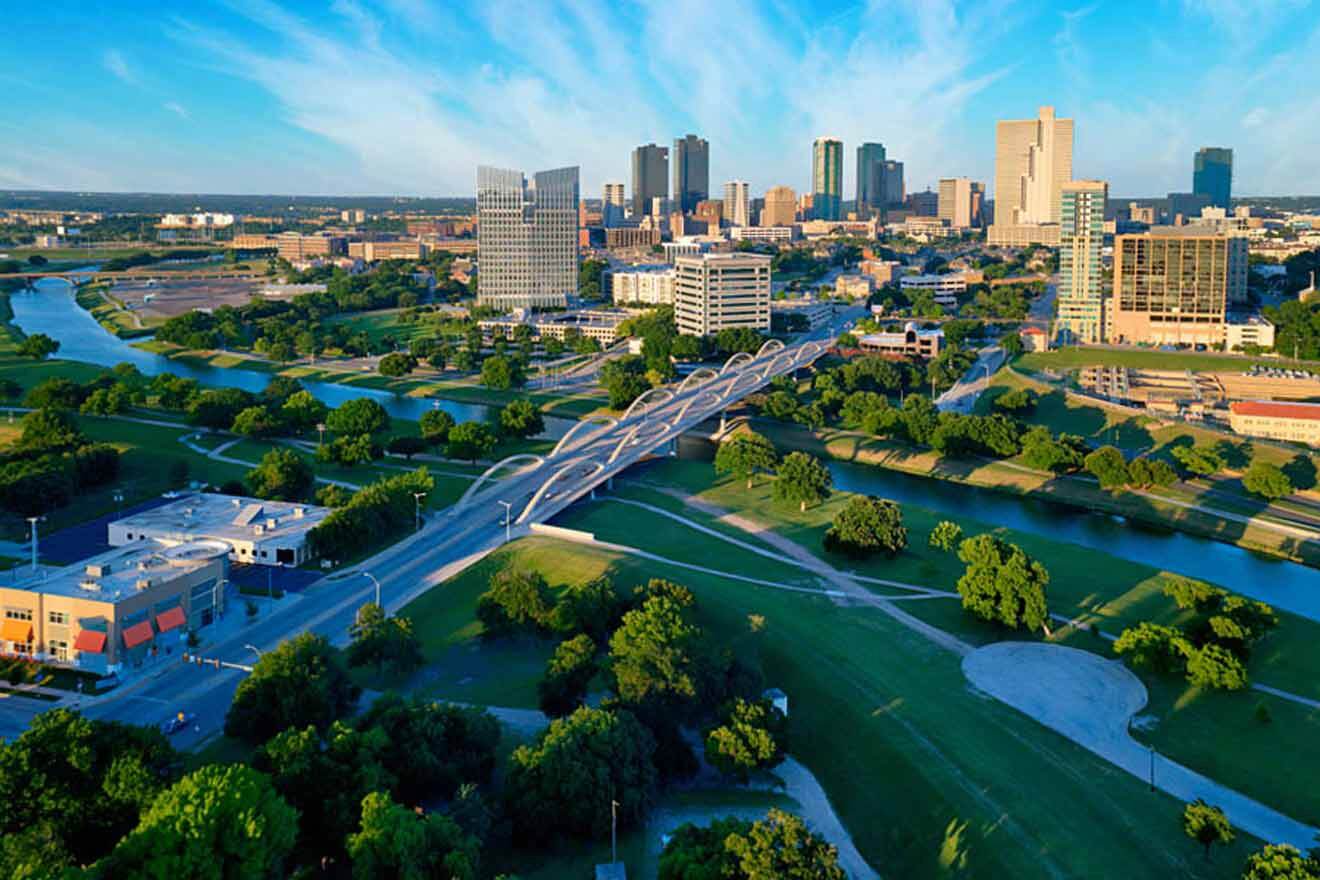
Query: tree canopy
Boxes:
[
  {"xmin": 225, "ymin": 632, "xmax": 361, "ymax": 744},
  {"xmin": 823, "ymin": 495, "xmax": 907, "ymax": 558},
  {"xmin": 772, "ymin": 451, "xmax": 832, "ymax": 512},
  {"xmin": 714, "ymin": 431, "xmax": 779, "ymax": 489},
  {"xmin": 955, "ymin": 534, "xmax": 1050, "ymax": 633}
]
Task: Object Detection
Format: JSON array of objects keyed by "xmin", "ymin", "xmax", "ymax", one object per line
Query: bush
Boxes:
[{"xmin": 823, "ymin": 495, "xmax": 907, "ymax": 558}]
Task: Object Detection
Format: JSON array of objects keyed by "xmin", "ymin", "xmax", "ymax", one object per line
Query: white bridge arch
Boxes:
[
  {"xmin": 621, "ymin": 387, "xmax": 675, "ymax": 421},
  {"xmin": 449, "ymin": 454, "xmax": 545, "ymax": 517},
  {"xmin": 549, "ymin": 414, "xmax": 618, "ymax": 458},
  {"xmin": 516, "ymin": 455, "xmax": 604, "ymax": 524}
]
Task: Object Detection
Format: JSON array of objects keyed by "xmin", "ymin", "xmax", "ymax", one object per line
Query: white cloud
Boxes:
[
  {"xmin": 102, "ymin": 49, "xmax": 136, "ymax": 85},
  {"xmin": 163, "ymin": 101, "xmax": 189, "ymax": 119}
]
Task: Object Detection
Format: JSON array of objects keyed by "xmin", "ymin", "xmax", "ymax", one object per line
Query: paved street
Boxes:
[{"xmin": 936, "ymin": 344, "xmax": 1006, "ymax": 413}]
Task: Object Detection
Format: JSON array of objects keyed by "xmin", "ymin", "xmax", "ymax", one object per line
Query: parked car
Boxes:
[{"xmin": 160, "ymin": 712, "xmax": 196, "ymax": 735}]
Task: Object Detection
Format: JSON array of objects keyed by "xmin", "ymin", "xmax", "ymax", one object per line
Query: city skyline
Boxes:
[{"xmin": 2, "ymin": 1, "xmax": 1319, "ymax": 198}]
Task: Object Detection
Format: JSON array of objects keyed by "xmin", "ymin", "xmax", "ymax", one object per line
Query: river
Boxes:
[
  {"xmin": 9, "ymin": 279, "xmax": 572, "ymax": 436},
  {"xmin": 826, "ymin": 460, "xmax": 1320, "ymax": 622}
]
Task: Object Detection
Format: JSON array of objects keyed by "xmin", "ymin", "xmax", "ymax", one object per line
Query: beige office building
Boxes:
[
  {"xmin": 674, "ymin": 253, "xmax": 771, "ymax": 337},
  {"xmin": 988, "ymin": 106, "xmax": 1074, "ymax": 246},
  {"xmin": 1108, "ymin": 228, "xmax": 1233, "ymax": 347},
  {"xmin": 937, "ymin": 178, "xmax": 983, "ymax": 229},
  {"xmin": 722, "ymin": 180, "xmax": 751, "ymax": 228},
  {"xmin": 1228, "ymin": 401, "xmax": 1320, "ymax": 447},
  {"xmin": 0, "ymin": 540, "xmax": 229, "ymax": 674},
  {"xmin": 762, "ymin": 185, "xmax": 797, "ymax": 226}
]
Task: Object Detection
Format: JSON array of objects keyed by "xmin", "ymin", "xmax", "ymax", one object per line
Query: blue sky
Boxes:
[{"xmin": 2, "ymin": 0, "xmax": 1317, "ymax": 199}]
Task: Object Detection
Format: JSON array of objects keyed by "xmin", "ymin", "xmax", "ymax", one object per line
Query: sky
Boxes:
[{"xmin": 1, "ymin": 0, "xmax": 1318, "ymax": 200}]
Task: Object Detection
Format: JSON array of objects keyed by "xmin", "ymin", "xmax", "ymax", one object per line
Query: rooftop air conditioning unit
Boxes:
[
  {"xmin": 135, "ymin": 578, "xmax": 152, "ymax": 591},
  {"xmin": 266, "ymin": 518, "xmax": 278, "ymax": 529},
  {"xmin": 79, "ymin": 580, "xmax": 100, "ymax": 592},
  {"xmin": 253, "ymin": 524, "xmax": 265, "ymax": 535},
  {"xmin": 85, "ymin": 563, "xmax": 109, "ymax": 577}
]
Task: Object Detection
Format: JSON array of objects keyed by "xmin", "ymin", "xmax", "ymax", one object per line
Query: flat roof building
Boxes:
[
  {"xmin": 1057, "ymin": 180, "xmax": 1109, "ymax": 345},
  {"xmin": 812, "ymin": 137, "xmax": 843, "ymax": 221},
  {"xmin": 610, "ymin": 268, "xmax": 676, "ymax": 306},
  {"xmin": 1, "ymin": 539, "xmax": 229, "ymax": 673},
  {"xmin": 1228, "ymin": 400, "xmax": 1320, "ymax": 447},
  {"xmin": 989, "ymin": 105, "xmax": 1073, "ymax": 246},
  {"xmin": 109, "ymin": 494, "xmax": 332, "ymax": 567},
  {"xmin": 761, "ymin": 185, "xmax": 797, "ymax": 227},
  {"xmin": 1108, "ymin": 227, "xmax": 1235, "ymax": 347},
  {"xmin": 674, "ymin": 253, "xmax": 771, "ymax": 337},
  {"xmin": 857, "ymin": 322, "xmax": 944, "ymax": 359},
  {"xmin": 477, "ymin": 165, "xmax": 580, "ymax": 309}
]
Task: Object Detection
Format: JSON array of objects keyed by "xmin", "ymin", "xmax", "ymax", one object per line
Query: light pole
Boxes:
[
  {"xmin": 413, "ymin": 492, "xmax": 426, "ymax": 532},
  {"xmin": 26, "ymin": 516, "xmax": 41, "ymax": 572},
  {"xmin": 244, "ymin": 644, "xmax": 262, "ymax": 661},
  {"xmin": 362, "ymin": 571, "xmax": 381, "ymax": 608},
  {"xmin": 496, "ymin": 501, "xmax": 512, "ymax": 544},
  {"xmin": 316, "ymin": 423, "xmax": 326, "ymax": 449},
  {"xmin": 611, "ymin": 799, "xmax": 619, "ymax": 866}
]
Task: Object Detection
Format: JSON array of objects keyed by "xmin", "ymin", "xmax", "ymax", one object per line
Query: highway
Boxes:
[{"xmin": 22, "ymin": 327, "xmax": 839, "ymax": 748}]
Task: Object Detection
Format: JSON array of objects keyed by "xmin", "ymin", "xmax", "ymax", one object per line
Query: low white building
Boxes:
[
  {"xmin": 109, "ymin": 494, "xmax": 332, "ymax": 567},
  {"xmin": 729, "ymin": 226, "xmax": 798, "ymax": 243},
  {"xmin": 610, "ymin": 268, "xmax": 676, "ymax": 305},
  {"xmin": 772, "ymin": 297, "xmax": 834, "ymax": 329},
  {"xmin": 1225, "ymin": 314, "xmax": 1276, "ymax": 351},
  {"xmin": 900, "ymin": 272, "xmax": 970, "ymax": 308},
  {"xmin": 835, "ymin": 275, "xmax": 875, "ymax": 299}
]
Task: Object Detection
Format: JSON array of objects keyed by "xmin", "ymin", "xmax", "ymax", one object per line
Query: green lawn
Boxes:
[
  {"xmin": 1017, "ymin": 346, "xmax": 1320, "ymax": 374},
  {"xmin": 424, "ymin": 531, "xmax": 1256, "ymax": 878},
  {"xmin": 73, "ymin": 283, "xmax": 154, "ymax": 338}
]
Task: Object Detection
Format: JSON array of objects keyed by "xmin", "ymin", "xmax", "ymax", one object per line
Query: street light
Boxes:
[
  {"xmin": 413, "ymin": 492, "xmax": 426, "ymax": 532},
  {"xmin": 496, "ymin": 501, "xmax": 512, "ymax": 544},
  {"xmin": 362, "ymin": 571, "xmax": 381, "ymax": 608},
  {"xmin": 316, "ymin": 423, "xmax": 326, "ymax": 448},
  {"xmin": 244, "ymin": 644, "xmax": 263, "ymax": 661}
]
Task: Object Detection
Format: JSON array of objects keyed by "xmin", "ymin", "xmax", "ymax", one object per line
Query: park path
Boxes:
[
  {"xmin": 590, "ymin": 491, "xmax": 1320, "ymax": 849},
  {"xmin": 965, "ymin": 642, "xmax": 1319, "ymax": 851}
]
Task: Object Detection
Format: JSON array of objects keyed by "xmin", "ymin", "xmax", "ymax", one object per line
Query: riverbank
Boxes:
[
  {"xmin": 74, "ymin": 282, "xmax": 153, "ymax": 339},
  {"xmin": 751, "ymin": 418, "xmax": 1320, "ymax": 569},
  {"xmin": 134, "ymin": 339, "xmax": 608, "ymax": 419}
]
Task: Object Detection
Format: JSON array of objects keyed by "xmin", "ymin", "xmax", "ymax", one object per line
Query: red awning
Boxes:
[
  {"xmin": 74, "ymin": 630, "xmax": 107, "ymax": 654},
  {"xmin": 155, "ymin": 606, "xmax": 186, "ymax": 633},
  {"xmin": 121, "ymin": 621, "xmax": 155, "ymax": 650}
]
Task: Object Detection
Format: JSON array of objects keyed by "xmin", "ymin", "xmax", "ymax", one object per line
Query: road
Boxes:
[
  {"xmin": 18, "ymin": 323, "xmax": 842, "ymax": 747},
  {"xmin": 935, "ymin": 345, "xmax": 1006, "ymax": 413}
]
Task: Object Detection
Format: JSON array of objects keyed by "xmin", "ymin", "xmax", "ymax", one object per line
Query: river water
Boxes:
[
  {"xmin": 10, "ymin": 279, "xmax": 571, "ymax": 436},
  {"xmin": 827, "ymin": 460, "xmax": 1320, "ymax": 621}
]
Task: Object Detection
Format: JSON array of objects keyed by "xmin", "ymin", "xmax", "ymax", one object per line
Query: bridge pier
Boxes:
[
  {"xmin": 719, "ymin": 410, "xmax": 727, "ymax": 432},
  {"xmin": 607, "ymin": 476, "xmax": 614, "ymax": 490}
]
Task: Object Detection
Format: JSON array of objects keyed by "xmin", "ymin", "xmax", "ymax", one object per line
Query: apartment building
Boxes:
[
  {"xmin": 1108, "ymin": 228, "xmax": 1235, "ymax": 347},
  {"xmin": 1057, "ymin": 180, "xmax": 1109, "ymax": 344},
  {"xmin": 611, "ymin": 268, "xmax": 676, "ymax": 305}
]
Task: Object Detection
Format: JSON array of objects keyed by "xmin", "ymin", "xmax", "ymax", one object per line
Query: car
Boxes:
[{"xmin": 160, "ymin": 712, "xmax": 197, "ymax": 735}]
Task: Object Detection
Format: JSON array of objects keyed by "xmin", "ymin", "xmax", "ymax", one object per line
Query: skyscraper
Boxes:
[
  {"xmin": 937, "ymin": 178, "xmax": 984, "ymax": 228},
  {"xmin": 1057, "ymin": 180, "xmax": 1108, "ymax": 345},
  {"xmin": 672, "ymin": 134, "xmax": 709, "ymax": 214},
  {"xmin": 761, "ymin": 185, "xmax": 797, "ymax": 226},
  {"xmin": 1193, "ymin": 147, "xmax": 1233, "ymax": 211},
  {"xmin": 812, "ymin": 137, "xmax": 843, "ymax": 221},
  {"xmin": 476, "ymin": 165, "xmax": 579, "ymax": 309},
  {"xmin": 882, "ymin": 160, "xmax": 905, "ymax": 207},
  {"xmin": 602, "ymin": 182, "xmax": 625, "ymax": 228},
  {"xmin": 989, "ymin": 106, "xmax": 1074, "ymax": 245},
  {"xmin": 1110, "ymin": 228, "xmax": 1235, "ymax": 347},
  {"xmin": 722, "ymin": 180, "xmax": 750, "ymax": 228},
  {"xmin": 855, "ymin": 142, "xmax": 886, "ymax": 217},
  {"xmin": 631, "ymin": 143, "xmax": 669, "ymax": 218}
]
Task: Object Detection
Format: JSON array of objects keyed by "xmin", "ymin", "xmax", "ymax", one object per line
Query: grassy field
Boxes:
[
  {"xmin": 420, "ymin": 528, "xmax": 1258, "ymax": 878},
  {"xmin": 1016, "ymin": 346, "xmax": 1320, "ymax": 374}
]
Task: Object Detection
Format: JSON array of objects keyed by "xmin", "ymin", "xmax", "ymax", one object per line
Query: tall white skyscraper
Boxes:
[
  {"xmin": 476, "ymin": 165, "xmax": 579, "ymax": 309},
  {"xmin": 989, "ymin": 106, "xmax": 1074, "ymax": 245},
  {"xmin": 722, "ymin": 180, "xmax": 750, "ymax": 228},
  {"xmin": 602, "ymin": 182, "xmax": 625, "ymax": 228}
]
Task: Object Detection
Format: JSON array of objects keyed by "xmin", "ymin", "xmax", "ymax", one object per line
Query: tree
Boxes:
[
  {"xmin": 446, "ymin": 421, "xmax": 497, "ymax": 463},
  {"xmin": 900, "ymin": 394, "xmax": 939, "ymax": 445},
  {"xmin": 705, "ymin": 810, "xmax": 846, "ymax": 880},
  {"xmin": 1127, "ymin": 456, "xmax": 1177, "ymax": 489},
  {"xmin": 280, "ymin": 390, "xmax": 328, "ymax": 433},
  {"xmin": 420, "ymin": 409, "xmax": 456, "ymax": 446},
  {"xmin": 714, "ymin": 431, "xmax": 778, "ymax": 489},
  {"xmin": 346, "ymin": 792, "xmax": 479, "ymax": 880},
  {"xmin": 319, "ymin": 433, "xmax": 378, "ymax": 466},
  {"xmin": 79, "ymin": 386, "xmax": 128, "ymax": 417},
  {"xmin": 993, "ymin": 388, "xmax": 1036, "ymax": 413},
  {"xmin": 378, "ymin": 352, "xmax": 416, "ymax": 377},
  {"xmin": 19, "ymin": 407, "xmax": 83, "ymax": 453},
  {"xmin": 955, "ymin": 534, "xmax": 1050, "ymax": 633},
  {"xmin": 1163, "ymin": 576, "xmax": 1227, "ymax": 612},
  {"xmin": 1242, "ymin": 844, "xmax": 1320, "ymax": 879},
  {"xmin": 1171, "ymin": 444, "xmax": 1225, "ymax": 477},
  {"xmin": 1243, "ymin": 461, "xmax": 1294, "ymax": 500},
  {"xmin": 600, "ymin": 355, "xmax": 650, "ymax": 409},
  {"xmin": 1085, "ymin": 445, "xmax": 1130, "ymax": 490},
  {"xmin": 1182, "ymin": 799, "xmax": 1233, "ymax": 860},
  {"xmin": 386, "ymin": 435, "xmax": 427, "ymax": 459},
  {"xmin": 928, "ymin": 520, "xmax": 964, "ymax": 552},
  {"xmin": 1020, "ymin": 426, "xmax": 1087, "ymax": 474},
  {"xmin": 225, "ymin": 632, "xmax": 361, "ymax": 744},
  {"xmin": 1185, "ymin": 643, "xmax": 1248, "ymax": 690},
  {"xmin": 1114, "ymin": 623, "xmax": 1193, "ymax": 674},
  {"xmin": 254, "ymin": 722, "xmax": 388, "ymax": 866},
  {"xmin": 93, "ymin": 764, "xmax": 297, "ymax": 880},
  {"xmin": 0, "ymin": 709, "xmax": 179, "ymax": 868},
  {"xmin": 703, "ymin": 698, "xmax": 787, "ymax": 782},
  {"xmin": 498, "ymin": 399, "xmax": 544, "ymax": 438},
  {"xmin": 538, "ymin": 634, "xmax": 598, "ymax": 717},
  {"xmin": 187, "ymin": 387, "xmax": 254, "ymax": 430},
  {"xmin": 347, "ymin": 601, "xmax": 424, "ymax": 679},
  {"xmin": 477, "ymin": 568, "xmax": 554, "ymax": 636},
  {"xmin": 609, "ymin": 591, "xmax": 704, "ymax": 712},
  {"xmin": 17, "ymin": 333, "xmax": 59, "ymax": 360},
  {"xmin": 823, "ymin": 495, "xmax": 907, "ymax": 558},
  {"xmin": 772, "ymin": 452, "xmax": 832, "ymax": 512},
  {"xmin": 327, "ymin": 397, "xmax": 391, "ymax": 436},
  {"xmin": 479, "ymin": 354, "xmax": 523, "ymax": 390},
  {"xmin": 549, "ymin": 575, "xmax": 623, "ymax": 641},
  {"xmin": 505, "ymin": 707, "xmax": 657, "ymax": 841},
  {"xmin": 358, "ymin": 692, "xmax": 499, "ymax": 805},
  {"xmin": 245, "ymin": 448, "xmax": 314, "ymax": 501}
]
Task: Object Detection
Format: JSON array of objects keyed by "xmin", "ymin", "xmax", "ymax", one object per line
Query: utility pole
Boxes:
[
  {"xmin": 611, "ymin": 799, "xmax": 619, "ymax": 865},
  {"xmin": 413, "ymin": 492, "xmax": 426, "ymax": 531}
]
